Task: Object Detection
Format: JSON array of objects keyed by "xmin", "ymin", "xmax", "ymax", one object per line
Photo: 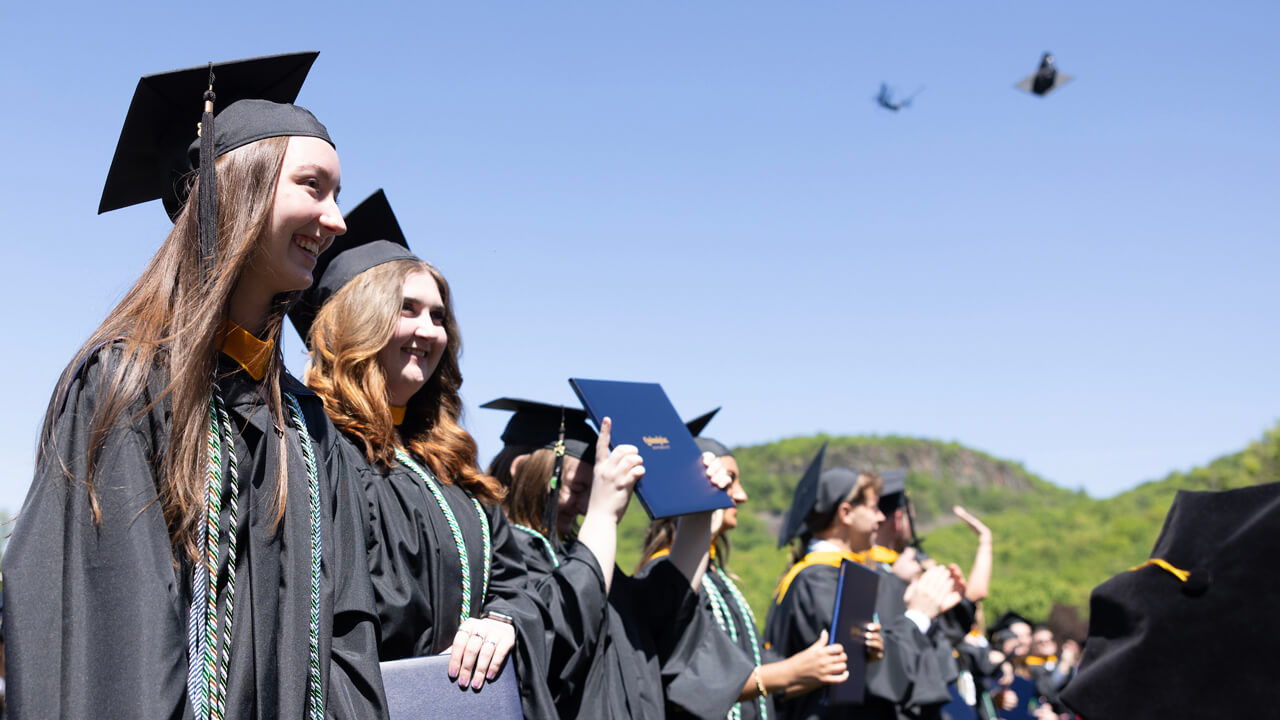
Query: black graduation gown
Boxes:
[
  {"xmin": 657, "ymin": 559, "xmax": 777, "ymax": 720},
  {"xmin": 346, "ymin": 438, "xmax": 560, "ymax": 719},
  {"xmin": 505, "ymin": 527, "xmax": 610, "ymax": 715},
  {"xmin": 2, "ymin": 348, "xmax": 387, "ymax": 720},
  {"xmin": 515, "ymin": 535, "xmax": 751, "ymax": 720},
  {"xmin": 762, "ymin": 562, "xmax": 948, "ymax": 720},
  {"xmin": 703, "ymin": 563, "xmax": 777, "ymax": 720},
  {"xmin": 591, "ymin": 559, "xmax": 755, "ymax": 720}
]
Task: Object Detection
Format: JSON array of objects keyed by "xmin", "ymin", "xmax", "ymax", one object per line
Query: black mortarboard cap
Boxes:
[
  {"xmin": 100, "ymin": 52, "xmax": 332, "ymax": 219},
  {"xmin": 684, "ymin": 407, "xmax": 731, "ymax": 457},
  {"xmin": 684, "ymin": 407, "xmax": 721, "ymax": 438},
  {"xmin": 988, "ymin": 610, "xmax": 1033, "ymax": 643},
  {"xmin": 1015, "ymin": 52, "xmax": 1073, "ymax": 97},
  {"xmin": 878, "ymin": 468, "xmax": 907, "ymax": 514},
  {"xmin": 778, "ymin": 443, "xmax": 864, "ymax": 548},
  {"xmin": 482, "ymin": 397, "xmax": 598, "ymax": 460},
  {"xmin": 1061, "ymin": 483, "xmax": 1280, "ymax": 719},
  {"xmin": 288, "ymin": 189, "xmax": 418, "ymax": 344}
]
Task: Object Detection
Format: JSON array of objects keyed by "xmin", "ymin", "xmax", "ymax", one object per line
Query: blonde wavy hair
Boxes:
[{"xmin": 305, "ymin": 258, "xmax": 502, "ymax": 504}]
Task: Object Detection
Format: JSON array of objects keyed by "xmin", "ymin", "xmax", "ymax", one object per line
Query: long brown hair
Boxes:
[
  {"xmin": 502, "ymin": 448, "xmax": 557, "ymax": 532},
  {"xmin": 639, "ymin": 517, "xmax": 732, "ymax": 574},
  {"xmin": 39, "ymin": 136, "xmax": 293, "ymax": 564},
  {"xmin": 306, "ymin": 258, "xmax": 502, "ymax": 504}
]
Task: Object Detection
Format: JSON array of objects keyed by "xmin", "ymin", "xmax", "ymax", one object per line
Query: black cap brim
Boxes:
[{"xmin": 482, "ymin": 397, "xmax": 598, "ymax": 459}]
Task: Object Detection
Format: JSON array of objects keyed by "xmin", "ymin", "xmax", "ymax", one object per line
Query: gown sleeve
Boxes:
[
  {"xmin": 644, "ymin": 560, "xmax": 756, "ymax": 719},
  {"xmin": 873, "ymin": 572, "xmax": 952, "ymax": 710},
  {"xmin": 310, "ymin": 405, "xmax": 389, "ymax": 720},
  {"xmin": 2, "ymin": 350, "xmax": 191, "ymax": 720},
  {"xmin": 534, "ymin": 540, "xmax": 609, "ymax": 705},
  {"xmin": 477, "ymin": 505, "xmax": 561, "ymax": 719}
]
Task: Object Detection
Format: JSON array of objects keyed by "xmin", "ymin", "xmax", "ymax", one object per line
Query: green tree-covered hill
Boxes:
[{"xmin": 615, "ymin": 424, "xmax": 1280, "ymax": 631}]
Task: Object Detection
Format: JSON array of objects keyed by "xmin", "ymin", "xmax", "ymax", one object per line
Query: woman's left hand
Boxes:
[
  {"xmin": 702, "ymin": 451, "xmax": 732, "ymax": 490},
  {"xmin": 447, "ymin": 616, "xmax": 517, "ymax": 689}
]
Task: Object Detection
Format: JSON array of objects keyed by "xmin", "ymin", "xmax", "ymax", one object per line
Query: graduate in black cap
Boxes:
[
  {"xmin": 868, "ymin": 469, "xmax": 914, "ymax": 566},
  {"xmin": 763, "ymin": 445, "xmax": 963, "ymax": 720},
  {"xmin": 639, "ymin": 414, "xmax": 857, "ymax": 720},
  {"xmin": 2, "ymin": 53, "xmax": 386, "ymax": 720},
  {"xmin": 487, "ymin": 398, "xmax": 657, "ymax": 715},
  {"xmin": 293, "ymin": 191, "xmax": 570, "ymax": 718},
  {"xmin": 1062, "ymin": 482, "xmax": 1280, "ymax": 720},
  {"xmin": 488, "ymin": 400, "xmax": 744, "ymax": 718}
]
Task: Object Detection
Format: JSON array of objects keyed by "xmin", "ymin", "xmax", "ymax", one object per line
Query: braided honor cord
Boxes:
[
  {"xmin": 394, "ymin": 449, "xmax": 492, "ymax": 625},
  {"xmin": 284, "ymin": 394, "xmax": 325, "ymax": 720},
  {"xmin": 187, "ymin": 387, "xmax": 242, "ymax": 720},
  {"xmin": 710, "ymin": 565, "xmax": 769, "ymax": 720},
  {"xmin": 510, "ymin": 523, "xmax": 561, "ymax": 568}
]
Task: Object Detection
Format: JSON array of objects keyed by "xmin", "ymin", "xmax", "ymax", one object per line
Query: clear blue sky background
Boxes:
[{"xmin": 2, "ymin": 2, "xmax": 1277, "ymax": 515}]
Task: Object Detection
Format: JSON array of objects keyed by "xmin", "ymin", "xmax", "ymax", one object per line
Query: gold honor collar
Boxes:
[{"xmin": 219, "ymin": 321, "xmax": 273, "ymax": 381}]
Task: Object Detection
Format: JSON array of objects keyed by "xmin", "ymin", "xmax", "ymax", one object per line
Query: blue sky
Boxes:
[{"xmin": 2, "ymin": 2, "xmax": 1277, "ymax": 514}]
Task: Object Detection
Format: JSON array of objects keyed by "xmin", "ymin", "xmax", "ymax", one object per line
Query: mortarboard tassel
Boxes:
[
  {"xmin": 542, "ymin": 409, "xmax": 567, "ymax": 552},
  {"xmin": 197, "ymin": 64, "xmax": 218, "ymax": 280},
  {"xmin": 905, "ymin": 489, "xmax": 923, "ymax": 551}
]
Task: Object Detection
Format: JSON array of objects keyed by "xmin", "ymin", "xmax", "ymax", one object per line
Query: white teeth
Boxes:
[
  {"xmin": 294, "ymin": 236, "xmax": 320, "ymax": 255},
  {"xmin": 405, "ymin": 347, "xmax": 427, "ymax": 358}
]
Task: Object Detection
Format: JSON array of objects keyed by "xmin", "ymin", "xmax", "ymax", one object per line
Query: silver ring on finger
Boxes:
[{"xmin": 484, "ymin": 639, "xmax": 498, "ymax": 647}]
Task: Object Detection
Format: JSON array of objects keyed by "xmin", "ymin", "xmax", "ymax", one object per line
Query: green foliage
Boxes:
[{"xmin": 613, "ymin": 425, "xmax": 1280, "ymax": 633}]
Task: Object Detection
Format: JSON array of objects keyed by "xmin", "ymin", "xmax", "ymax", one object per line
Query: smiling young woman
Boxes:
[
  {"xmin": 296, "ymin": 191, "xmax": 572, "ymax": 718},
  {"xmin": 1, "ymin": 54, "xmax": 386, "ymax": 720}
]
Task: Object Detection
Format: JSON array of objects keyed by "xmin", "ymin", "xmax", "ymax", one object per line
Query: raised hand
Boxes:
[
  {"xmin": 953, "ymin": 505, "xmax": 991, "ymax": 540},
  {"xmin": 587, "ymin": 417, "xmax": 644, "ymax": 524}
]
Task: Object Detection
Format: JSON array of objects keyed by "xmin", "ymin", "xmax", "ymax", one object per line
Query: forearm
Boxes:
[
  {"xmin": 668, "ymin": 513, "xmax": 713, "ymax": 590},
  {"xmin": 574, "ymin": 510, "xmax": 618, "ymax": 594},
  {"xmin": 739, "ymin": 658, "xmax": 819, "ymax": 700},
  {"xmin": 966, "ymin": 536, "xmax": 993, "ymax": 601}
]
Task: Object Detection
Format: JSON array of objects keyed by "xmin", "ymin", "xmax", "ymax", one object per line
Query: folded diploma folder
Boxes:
[
  {"xmin": 381, "ymin": 654, "xmax": 524, "ymax": 719},
  {"xmin": 824, "ymin": 559, "xmax": 880, "ymax": 706},
  {"xmin": 569, "ymin": 378, "xmax": 734, "ymax": 519}
]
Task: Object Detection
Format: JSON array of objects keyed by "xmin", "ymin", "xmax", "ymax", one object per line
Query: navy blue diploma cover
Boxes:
[
  {"xmin": 824, "ymin": 559, "xmax": 880, "ymax": 706},
  {"xmin": 569, "ymin": 378, "xmax": 734, "ymax": 519},
  {"xmin": 380, "ymin": 654, "xmax": 524, "ymax": 719}
]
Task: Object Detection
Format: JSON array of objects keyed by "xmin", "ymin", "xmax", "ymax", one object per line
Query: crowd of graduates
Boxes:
[{"xmin": 1, "ymin": 50, "xmax": 1274, "ymax": 720}]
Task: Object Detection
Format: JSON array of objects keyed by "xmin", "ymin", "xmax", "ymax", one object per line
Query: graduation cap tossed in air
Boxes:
[
  {"xmin": 287, "ymin": 189, "xmax": 417, "ymax": 344},
  {"xmin": 482, "ymin": 397, "xmax": 599, "ymax": 547},
  {"xmin": 100, "ymin": 52, "xmax": 332, "ymax": 278},
  {"xmin": 1061, "ymin": 482, "xmax": 1280, "ymax": 719},
  {"xmin": 777, "ymin": 442, "xmax": 865, "ymax": 548},
  {"xmin": 875, "ymin": 83, "xmax": 924, "ymax": 112},
  {"xmin": 1015, "ymin": 52, "xmax": 1073, "ymax": 97}
]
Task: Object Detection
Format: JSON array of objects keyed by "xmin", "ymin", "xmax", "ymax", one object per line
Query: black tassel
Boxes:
[
  {"xmin": 197, "ymin": 63, "xmax": 218, "ymax": 280},
  {"xmin": 542, "ymin": 410, "xmax": 567, "ymax": 551}
]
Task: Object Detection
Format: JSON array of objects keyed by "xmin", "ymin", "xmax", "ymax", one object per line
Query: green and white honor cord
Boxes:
[
  {"xmin": 395, "ymin": 449, "xmax": 491, "ymax": 626},
  {"xmin": 285, "ymin": 393, "xmax": 325, "ymax": 720},
  {"xmin": 510, "ymin": 523, "xmax": 561, "ymax": 568},
  {"xmin": 706, "ymin": 565, "xmax": 769, "ymax": 720},
  {"xmin": 186, "ymin": 391, "xmax": 323, "ymax": 720}
]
